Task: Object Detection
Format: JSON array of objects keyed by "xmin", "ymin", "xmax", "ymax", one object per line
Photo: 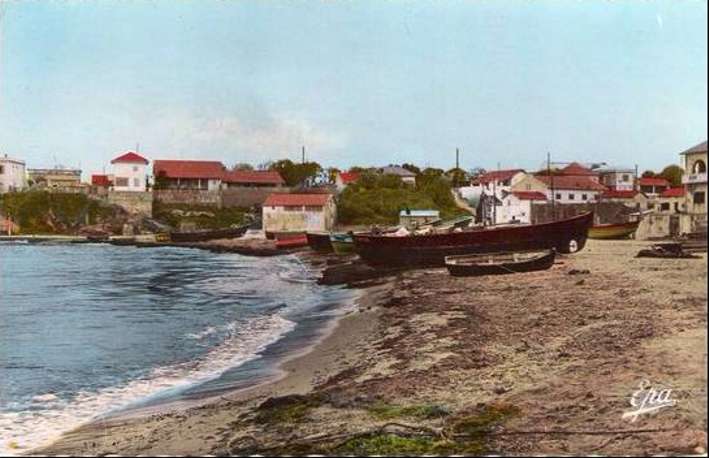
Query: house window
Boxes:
[
  {"xmin": 694, "ymin": 192, "xmax": 706, "ymax": 205},
  {"xmin": 0, "ymin": 165, "xmax": 4, "ymax": 174},
  {"xmin": 582, "ymin": 194, "xmax": 588, "ymax": 201},
  {"xmin": 133, "ymin": 178, "xmax": 140, "ymax": 187},
  {"xmin": 133, "ymin": 166, "xmax": 139, "ymax": 172},
  {"xmin": 693, "ymin": 160, "xmax": 706, "ymax": 174},
  {"xmin": 569, "ymin": 194, "xmax": 575, "ymax": 201},
  {"xmin": 305, "ymin": 206, "xmax": 323, "ymax": 212},
  {"xmin": 555, "ymin": 193, "xmax": 562, "ymax": 200},
  {"xmin": 622, "ymin": 174, "xmax": 630, "ymax": 182},
  {"xmin": 115, "ymin": 177, "xmax": 129, "ymax": 187},
  {"xmin": 648, "ymin": 203, "xmax": 655, "ymax": 209},
  {"xmin": 660, "ymin": 202, "xmax": 670, "ymax": 211}
]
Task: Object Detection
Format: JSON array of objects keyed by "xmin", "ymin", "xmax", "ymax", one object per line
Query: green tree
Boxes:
[
  {"xmin": 641, "ymin": 170, "xmax": 657, "ymax": 178},
  {"xmin": 401, "ymin": 163, "xmax": 422, "ymax": 176},
  {"xmin": 446, "ymin": 167, "xmax": 469, "ymax": 188},
  {"xmin": 268, "ymin": 159, "xmax": 322, "ymax": 187},
  {"xmin": 659, "ymin": 165, "xmax": 683, "ymax": 187},
  {"xmin": 232, "ymin": 163, "xmax": 254, "ymax": 171}
]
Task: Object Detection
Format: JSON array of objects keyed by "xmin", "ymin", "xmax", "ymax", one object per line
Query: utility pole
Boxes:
[
  {"xmin": 301, "ymin": 146, "xmax": 305, "ymax": 164},
  {"xmin": 548, "ymin": 152, "xmax": 556, "ymax": 222},
  {"xmin": 455, "ymin": 148, "xmax": 460, "ymax": 170}
]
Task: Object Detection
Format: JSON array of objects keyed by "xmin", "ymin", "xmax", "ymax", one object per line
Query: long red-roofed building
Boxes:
[{"xmin": 153, "ymin": 160, "xmax": 284, "ymax": 190}]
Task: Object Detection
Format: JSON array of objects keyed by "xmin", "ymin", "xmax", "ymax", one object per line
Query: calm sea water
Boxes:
[{"xmin": 0, "ymin": 243, "xmax": 357, "ymax": 454}]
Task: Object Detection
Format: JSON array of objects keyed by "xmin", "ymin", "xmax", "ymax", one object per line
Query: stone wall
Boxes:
[
  {"xmin": 153, "ymin": 189, "xmax": 221, "ymax": 207},
  {"xmin": 107, "ymin": 191, "xmax": 153, "ymax": 215}
]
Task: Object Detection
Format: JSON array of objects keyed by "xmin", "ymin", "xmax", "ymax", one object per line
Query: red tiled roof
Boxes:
[
  {"xmin": 222, "ymin": 170, "xmax": 284, "ymax": 185},
  {"xmin": 153, "ymin": 160, "xmax": 225, "ymax": 179},
  {"xmin": 263, "ymin": 193, "xmax": 333, "ymax": 207},
  {"xmin": 511, "ymin": 191, "xmax": 547, "ymax": 201},
  {"xmin": 560, "ymin": 162, "xmax": 598, "ymax": 176},
  {"xmin": 339, "ymin": 172, "xmax": 360, "ymax": 184},
  {"xmin": 602, "ymin": 189, "xmax": 639, "ymax": 199},
  {"xmin": 91, "ymin": 174, "xmax": 112, "ymax": 186},
  {"xmin": 111, "ymin": 151, "xmax": 149, "ymax": 164},
  {"xmin": 477, "ymin": 169, "xmax": 524, "ymax": 184},
  {"xmin": 638, "ymin": 177, "xmax": 670, "ymax": 187},
  {"xmin": 661, "ymin": 187, "xmax": 686, "ymax": 198},
  {"xmin": 537, "ymin": 175, "xmax": 607, "ymax": 191}
]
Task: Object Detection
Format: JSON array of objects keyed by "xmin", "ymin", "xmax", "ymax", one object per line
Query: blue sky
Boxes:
[{"xmin": 0, "ymin": 0, "xmax": 706, "ymax": 177}]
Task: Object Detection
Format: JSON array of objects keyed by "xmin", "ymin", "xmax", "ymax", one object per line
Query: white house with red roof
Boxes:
[
  {"xmin": 111, "ymin": 151, "xmax": 149, "ymax": 192},
  {"xmin": 498, "ymin": 191, "xmax": 547, "ymax": 224},
  {"xmin": 335, "ymin": 171, "xmax": 360, "ymax": 191},
  {"xmin": 638, "ymin": 177, "xmax": 670, "ymax": 197},
  {"xmin": 153, "ymin": 160, "xmax": 284, "ymax": 191},
  {"xmin": 262, "ymin": 193, "xmax": 336, "ymax": 235}
]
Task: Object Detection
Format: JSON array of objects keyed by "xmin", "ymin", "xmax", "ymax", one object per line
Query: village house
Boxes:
[
  {"xmin": 536, "ymin": 174, "xmax": 607, "ymax": 203},
  {"xmin": 111, "ymin": 152, "xmax": 149, "ymax": 192},
  {"xmin": 557, "ymin": 162, "xmax": 602, "ymax": 183},
  {"xmin": 498, "ymin": 191, "xmax": 547, "ymax": 224},
  {"xmin": 221, "ymin": 170, "xmax": 285, "ymax": 189},
  {"xmin": 597, "ymin": 166, "xmax": 636, "ymax": 191},
  {"xmin": 27, "ymin": 167, "xmax": 82, "ymax": 190},
  {"xmin": 638, "ymin": 177, "xmax": 670, "ymax": 197},
  {"xmin": 91, "ymin": 174, "xmax": 113, "ymax": 189},
  {"xmin": 262, "ymin": 193, "xmax": 336, "ymax": 235},
  {"xmin": 153, "ymin": 160, "xmax": 224, "ymax": 190},
  {"xmin": 600, "ymin": 189, "xmax": 648, "ymax": 212},
  {"xmin": 680, "ymin": 140, "xmax": 707, "ymax": 233},
  {"xmin": 0, "ymin": 154, "xmax": 27, "ymax": 193},
  {"xmin": 379, "ymin": 165, "xmax": 417, "ymax": 185},
  {"xmin": 471, "ymin": 169, "xmax": 527, "ymax": 224},
  {"xmin": 399, "ymin": 209, "xmax": 440, "ymax": 229},
  {"xmin": 335, "ymin": 171, "xmax": 360, "ymax": 191}
]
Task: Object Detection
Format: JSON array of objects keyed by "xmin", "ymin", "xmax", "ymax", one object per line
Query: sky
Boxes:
[{"xmin": 0, "ymin": 0, "xmax": 706, "ymax": 178}]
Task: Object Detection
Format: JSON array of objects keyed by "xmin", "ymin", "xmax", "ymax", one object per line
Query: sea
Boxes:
[{"xmin": 0, "ymin": 243, "xmax": 358, "ymax": 455}]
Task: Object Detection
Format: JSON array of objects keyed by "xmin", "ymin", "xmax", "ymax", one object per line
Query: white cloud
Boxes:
[{"xmin": 146, "ymin": 112, "xmax": 348, "ymax": 165}]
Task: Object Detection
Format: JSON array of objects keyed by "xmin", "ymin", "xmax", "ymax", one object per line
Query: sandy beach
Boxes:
[{"xmin": 33, "ymin": 239, "xmax": 707, "ymax": 456}]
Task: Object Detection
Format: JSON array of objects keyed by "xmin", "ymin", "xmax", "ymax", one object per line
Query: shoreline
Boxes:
[
  {"xmin": 27, "ymin": 265, "xmax": 390, "ymax": 456},
  {"xmin": 28, "ymin": 240, "xmax": 709, "ymax": 455}
]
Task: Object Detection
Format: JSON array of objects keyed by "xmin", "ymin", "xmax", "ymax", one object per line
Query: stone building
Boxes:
[
  {"xmin": 262, "ymin": 193, "xmax": 336, "ymax": 235},
  {"xmin": 0, "ymin": 154, "xmax": 27, "ymax": 193}
]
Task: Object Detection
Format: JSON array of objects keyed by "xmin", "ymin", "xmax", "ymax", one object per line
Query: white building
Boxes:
[
  {"xmin": 110, "ymin": 151, "xmax": 149, "ymax": 192},
  {"xmin": 597, "ymin": 167, "xmax": 636, "ymax": 192},
  {"xmin": 536, "ymin": 175, "xmax": 607, "ymax": 204},
  {"xmin": 497, "ymin": 191, "xmax": 547, "ymax": 224},
  {"xmin": 262, "ymin": 193, "xmax": 336, "ymax": 235},
  {"xmin": 470, "ymin": 169, "xmax": 527, "ymax": 224},
  {"xmin": 0, "ymin": 154, "xmax": 27, "ymax": 194}
]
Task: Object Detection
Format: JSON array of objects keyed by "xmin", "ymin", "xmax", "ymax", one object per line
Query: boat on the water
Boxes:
[
  {"xmin": 275, "ymin": 233, "xmax": 309, "ymax": 249},
  {"xmin": 588, "ymin": 220, "xmax": 640, "ymax": 240},
  {"xmin": 170, "ymin": 224, "xmax": 248, "ymax": 243},
  {"xmin": 445, "ymin": 249, "xmax": 556, "ymax": 277},
  {"xmin": 306, "ymin": 231, "xmax": 334, "ymax": 253},
  {"xmin": 353, "ymin": 212, "xmax": 593, "ymax": 268},
  {"xmin": 330, "ymin": 233, "xmax": 355, "ymax": 255}
]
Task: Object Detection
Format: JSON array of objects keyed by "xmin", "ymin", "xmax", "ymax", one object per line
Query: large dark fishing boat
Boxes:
[
  {"xmin": 306, "ymin": 232, "xmax": 334, "ymax": 253},
  {"xmin": 352, "ymin": 212, "xmax": 593, "ymax": 267},
  {"xmin": 169, "ymin": 224, "xmax": 249, "ymax": 243}
]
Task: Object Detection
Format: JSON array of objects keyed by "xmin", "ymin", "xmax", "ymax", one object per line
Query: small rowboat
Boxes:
[
  {"xmin": 306, "ymin": 232, "xmax": 334, "ymax": 253},
  {"xmin": 330, "ymin": 233, "xmax": 355, "ymax": 255},
  {"xmin": 588, "ymin": 220, "xmax": 640, "ymax": 240},
  {"xmin": 445, "ymin": 249, "xmax": 556, "ymax": 277},
  {"xmin": 275, "ymin": 233, "xmax": 309, "ymax": 249}
]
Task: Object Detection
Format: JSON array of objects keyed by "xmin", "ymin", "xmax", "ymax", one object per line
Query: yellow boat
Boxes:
[{"xmin": 588, "ymin": 221, "xmax": 640, "ymax": 240}]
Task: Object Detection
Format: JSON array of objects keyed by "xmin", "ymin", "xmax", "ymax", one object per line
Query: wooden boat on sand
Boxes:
[
  {"xmin": 330, "ymin": 233, "xmax": 355, "ymax": 255},
  {"xmin": 276, "ymin": 233, "xmax": 309, "ymax": 249},
  {"xmin": 170, "ymin": 225, "xmax": 248, "ymax": 243},
  {"xmin": 353, "ymin": 212, "xmax": 593, "ymax": 268},
  {"xmin": 445, "ymin": 249, "xmax": 556, "ymax": 277},
  {"xmin": 588, "ymin": 220, "xmax": 640, "ymax": 240},
  {"xmin": 306, "ymin": 232, "xmax": 334, "ymax": 253}
]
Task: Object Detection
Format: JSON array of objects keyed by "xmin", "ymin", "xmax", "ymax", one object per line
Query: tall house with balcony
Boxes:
[{"xmin": 680, "ymin": 140, "xmax": 707, "ymax": 232}]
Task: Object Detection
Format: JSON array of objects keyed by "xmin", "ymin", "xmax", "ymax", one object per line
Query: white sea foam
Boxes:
[{"xmin": 0, "ymin": 314, "xmax": 296, "ymax": 456}]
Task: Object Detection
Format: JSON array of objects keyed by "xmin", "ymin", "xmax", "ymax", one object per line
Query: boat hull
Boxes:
[
  {"xmin": 306, "ymin": 232, "xmax": 334, "ymax": 253},
  {"xmin": 588, "ymin": 221, "xmax": 639, "ymax": 240},
  {"xmin": 170, "ymin": 225, "xmax": 248, "ymax": 243},
  {"xmin": 353, "ymin": 212, "xmax": 593, "ymax": 268},
  {"xmin": 276, "ymin": 233, "xmax": 309, "ymax": 249},
  {"xmin": 330, "ymin": 234, "xmax": 355, "ymax": 255},
  {"xmin": 445, "ymin": 250, "xmax": 556, "ymax": 277}
]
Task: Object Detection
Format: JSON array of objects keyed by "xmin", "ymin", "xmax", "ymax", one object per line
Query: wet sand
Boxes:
[{"xmin": 33, "ymin": 240, "xmax": 707, "ymax": 456}]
